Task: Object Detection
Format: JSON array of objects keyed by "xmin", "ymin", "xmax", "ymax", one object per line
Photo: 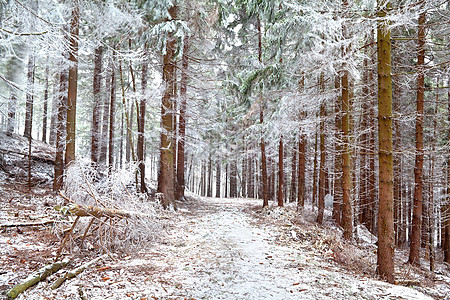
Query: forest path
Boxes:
[{"xmin": 141, "ymin": 197, "xmax": 432, "ymax": 300}]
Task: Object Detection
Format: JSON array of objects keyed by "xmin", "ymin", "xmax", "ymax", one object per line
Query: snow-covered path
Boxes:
[
  {"xmin": 14, "ymin": 197, "xmax": 437, "ymax": 299},
  {"xmin": 141, "ymin": 197, "xmax": 432, "ymax": 300}
]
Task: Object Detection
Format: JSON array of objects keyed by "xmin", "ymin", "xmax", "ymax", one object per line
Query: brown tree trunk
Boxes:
[
  {"xmin": 261, "ymin": 108, "xmax": 269, "ymax": 207},
  {"xmin": 24, "ymin": 54, "xmax": 35, "ymax": 139},
  {"xmin": 376, "ymin": 0, "xmax": 395, "ymax": 282},
  {"xmin": 158, "ymin": 5, "xmax": 177, "ymax": 209},
  {"xmin": 248, "ymin": 157, "xmax": 254, "ymax": 198},
  {"xmin": 230, "ymin": 159, "xmax": 237, "ymax": 198},
  {"xmin": 108, "ymin": 51, "xmax": 116, "ymax": 170},
  {"xmin": 341, "ymin": 68, "xmax": 353, "ymax": 240},
  {"xmin": 317, "ymin": 98, "xmax": 326, "ymax": 224},
  {"xmin": 207, "ymin": 154, "xmax": 212, "ymax": 197},
  {"xmin": 91, "ymin": 46, "xmax": 102, "ymax": 164},
  {"xmin": 278, "ymin": 137, "xmax": 284, "ymax": 207},
  {"xmin": 215, "ymin": 161, "xmax": 221, "ymax": 198},
  {"xmin": 290, "ymin": 142, "xmax": 297, "ymax": 203},
  {"xmin": 298, "ymin": 135, "xmax": 306, "ymax": 209},
  {"xmin": 409, "ymin": 10, "xmax": 426, "ymax": 266},
  {"xmin": 312, "ymin": 129, "xmax": 319, "ymax": 207},
  {"xmin": 53, "ymin": 69, "xmax": 68, "ymax": 192},
  {"xmin": 65, "ymin": 4, "xmax": 79, "ymax": 166},
  {"xmin": 176, "ymin": 40, "xmax": 189, "ymax": 201},
  {"xmin": 445, "ymin": 75, "xmax": 450, "ymax": 263},
  {"xmin": 137, "ymin": 54, "xmax": 148, "ymax": 194},
  {"xmin": 42, "ymin": 64, "xmax": 49, "ymax": 143},
  {"xmin": 99, "ymin": 61, "xmax": 111, "ymax": 165}
]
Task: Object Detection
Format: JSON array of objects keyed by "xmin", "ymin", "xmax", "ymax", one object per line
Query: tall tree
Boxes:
[
  {"xmin": 42, "ymin": 64, "xmax": 49, "ymax": 143},
  {"xmin": 91, "ymin": 46, "xmax": 103, "ymax": 164},
  {"xmin": 53, "ymin": 69, "xmax": 68, "ymax": 192},
  {"xmin": 176, "ymin": 39, "xmax": 189, "ymax": 201},
  {"xmin": 158, "ymin": 5, "xmax": 177, "ymax": 209},
  {"xmin": 23, "ymin": 54, "xmax": 35, "ymax": 139},
  {"xmin": 108, "ymin": 50, "xmax": 116, "ymax": 169},
  {"xmin": 277, "ymin": 136, "xmax": 284, "ymax": 207},
  {"xmin": 376, "ymin": 0, "xmax": 395, "ymax": 283},
  {"xmin": 137, "ymin": 51, "xmax": 148, "ymax": 194},
  {"xmin": 65, "ymin": 2, "xmax": 79, "ymax": 166},
  {"xmin": 317, "ymin": 93, "xmax": 326, "ymax": 224},
  {"xmin": 409, "ymin": 9, "xmax": 426, "ymax": 266}
]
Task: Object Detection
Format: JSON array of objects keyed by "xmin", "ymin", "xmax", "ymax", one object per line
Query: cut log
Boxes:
[
  {"xmin": 51, "ymin": 254, "xmax": 108, "ymax": 289},
  {"xmin": 6, "ymin": 258, "xmax": 69, "ymax": 299}
]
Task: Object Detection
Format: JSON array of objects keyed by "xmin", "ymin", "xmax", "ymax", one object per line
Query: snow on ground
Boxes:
[{"xmin": 4, "ymin": 196, "xmax": 444, "ymax": 300}]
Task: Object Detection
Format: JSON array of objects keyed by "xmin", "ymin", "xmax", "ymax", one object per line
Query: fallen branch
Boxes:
[
  {"xmin": 56, "ymin": 203, "xmax": 137, "ymax": 219},
  {"xmin": 0, "ymin": 220, "xmax": 63, "ymax": 228},
  {"xmin": 51, "ymin": 254, "xmax": 108, "ymax": 289},
  {"xmin": 6, "ymin": 258, "xmax": 69, "ymax": 299}
]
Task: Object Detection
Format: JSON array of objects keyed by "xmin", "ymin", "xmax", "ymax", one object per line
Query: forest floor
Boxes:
[{"xmin": 1, "ymin": 185, "xmax": 449, "ymax": 300}]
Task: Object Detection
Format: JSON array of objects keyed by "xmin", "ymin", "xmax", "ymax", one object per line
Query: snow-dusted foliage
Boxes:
[{"xmin": 62, "ymin": 160, "xmax": 163, "ymax": 252}]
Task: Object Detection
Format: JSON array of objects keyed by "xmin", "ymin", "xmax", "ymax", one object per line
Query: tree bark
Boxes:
[
  {"xmin": 137, "ymin": 53, "xmax": 148, "ymax": 194},
  {"xmin": 377, "ymin": 0, "xmax": 395, "ymax": 283},
  {"xmin": 53, "ymin": 69, "xmax": 68, "ymax": 192},
  {"xmin": 333, "ymin": 76, "xmax": 342, "ymax": 225},
  {"xmin": 261, "ymin": 109, "xmax": 268, "ymax": 207},
  {"xmin": 176, "ymin": 39, "xmax": 189, "ymax": 201},
  {"xmin": 158, "ymin": 5, "xmax": 177, "ymax": 209},
  {"xmin": 42, "ymin": 64, "xmax": 49, "ymax": 143},
  {"xmin": 409, "ymin": 10, "xmax": 426, "ymax": 266},
  {"xmin": 91, "ymin": 46, "xmax": 102, "ymax": 164},
  {"xmin": 317, "ymin": 96, "xmax": 326, "ymax": 224},
  {"xmin": 65, "ymin": 4, "xmax": 79, "ymax": 166},
  {"xmin": 341, "ymin": 68, "xmax": 353, "ymax": 240},
  {"xmin": 108, "ymin": 50, "xmax": 116, "ymax": 170},
  {"xmin": 445, "ymin": 73, "xmax": 450, "ymax": 263},
  {"xmin": 215, "ymin": 160, "xmax": 221, "ymax": 198},
  {"xmin": 290, "ymin": 142, "xmax": 297, "ymax": 203},
  {"xmin": 278, "ymin": 136, "xmax": 284, "ymax": 207},
  {"xmin": 24, "ymin": 54, "xmax": 35, "ymax": 139}
]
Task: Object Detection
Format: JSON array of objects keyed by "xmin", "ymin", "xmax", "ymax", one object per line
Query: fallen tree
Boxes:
[
  {"xmin": 56, "ymin": 203, "xmax": 134, "ymax": 219},
  {"xmin": 7, "ymin": 258, "xmax": 69, "ymax": 299},
  {"xmin": 51, "ymin": 254, "xmax": 108, "ymax": 289}
]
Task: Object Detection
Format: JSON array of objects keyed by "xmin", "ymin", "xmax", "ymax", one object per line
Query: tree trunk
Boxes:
[
  {"xmin": 42, "ymin": 64, "xmax": 49, "ymax": 143},
  {"xmin": 108, "ymin": 50, "xmax": 116, "ymax": 170},
  {"xmin": 65, "ymin": 4, "xmax": 79, "ymax": 166},
  {"xmin": 99, "ymin": 61, "xmax": 111, "ymax": 165},
  {"xmin": 261, "ymin": 108, "xmax": 268, "ymax": 207},
  {"xmin": 290, "ymin": 142, "xmax": 297, "ymax": 203},
  {"xmin": 278, "ymin": 137, "xmax": 284, "ymax": 207},
  {"xmin": 24, "ymin": 54, "xmax": 35, "ymax": 139},
  {"xmin": 409, "ymin": 10, "xmax": 426, "ymax": 266},
  {"xmin": 215, "ymin": 160, "xmax": 221, "ymax": 198},
  {"xmin": 376, "ymin": 0, "xmax": 395, "ymax": 282},
  {"xmin": 248, "ymin": 157, "xmax": 254, "ymax": 198},
  {"xmin": 445, "ymin": 74, "xmax": 450, "ymax": 264},
  {"xmin": 312, "ymin": 129, "xmax": 318, "ymax": 207},
  {"xmin": 158, "ymin": 5, "xmax": 177, "ymax": 209},
  {"xmin": 298, "ymin": 135, "xmax": 306, "ymax": 209},
  {"xmin": 341, "ymin": 67, "xmax": 353, "ymax": 240},
  {"xmin": 91, "ymin": 46, "xmax": 102, "ymax": 164},
  {"xmin": 317, "ymin": 97, "xmax": 326, "ymax": 224},
  {"xmin": 230, "ymin": 159, "xmax": 237, "ymax": 198},
  {"xmin": 207, "ymin": 154, "xmax": 212, "ymax": 197},
  {"xmin": 176, "ymin": 39, "xmax": 189, "ymax": 201},
  {"xmin": 49, "ymin": 73, "xmax": 59, "ymax": 146},
  {"xmin": 333, "ymin": 76, "xmax": 342, "ymax": 225},
  {"xmin": 53, "ymin": 69, "xmax": 68, "ymax": 192},
  {"xmin": 137, "ymin": 54, "xmax": 148, "ymax": 194}
]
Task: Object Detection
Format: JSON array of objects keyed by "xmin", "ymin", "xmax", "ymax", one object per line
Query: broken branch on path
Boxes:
[
  {"xmin": 51, "ymin": 254, "xmax": 108, "ymax": 289},
  {"xmin": 0, "ymin": 220, "xmax": 66, "ymax": 228},
  {"xmin": 6, "ymin": 258, "xmax": 70, "ymax": 299}
]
